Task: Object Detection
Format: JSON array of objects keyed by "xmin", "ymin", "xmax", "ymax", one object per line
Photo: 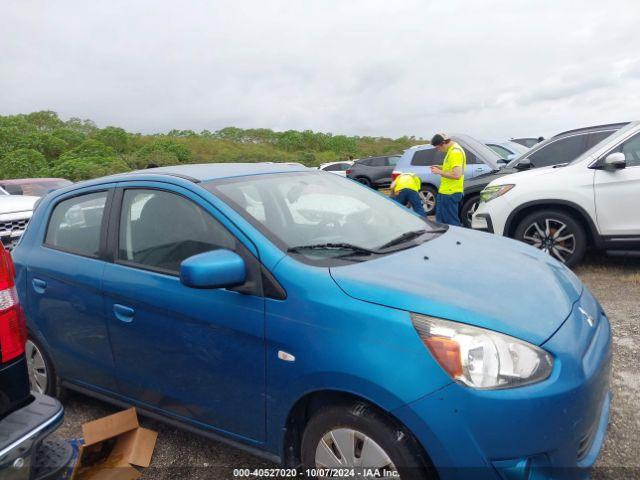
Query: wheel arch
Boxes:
[
  {"xmin": 281, "ymin": 389, "xmax": 434, "ymax": 470},
  {"xmin": 504, "ymin": 200, "xmax": 600, "ymax": 246},
  {"xmin": 420, "ymin": 183, "xmax": 438, "ymax": 192}
]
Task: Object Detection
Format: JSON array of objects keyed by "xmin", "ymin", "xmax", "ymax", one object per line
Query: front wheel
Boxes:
[
  {"xmin": 301, "ymin": 404, "xmax": 434, "ymax": 479},
  {"xmin": 514, "ymin": 209, "xmax": 587, "ymax": 266},
  {"xmin": 460, "ymin": 195, "xmax": 479, "ymax": 228}
]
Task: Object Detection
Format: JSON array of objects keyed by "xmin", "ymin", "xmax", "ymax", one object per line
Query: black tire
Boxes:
[
  {"xmin": 355, "ymin": 177, "xmax": 372, "ymax": 188},
  {"xmin": 25, "ymin": 334, "xmax": 64, "ymax": 398},
  {"xmin": 301, "ymin": 403, "xmax": 434, "ymax": 480},
  {"xmin": 514, "ymin": 209, "xmax": 587, "ymax": 266},
  {"xmin": 418, "ymin": 186, "xmax": 437, "ymax": 216},
  {"xmin": 460, "ymin": 195, "xmax": 480, "ymax": 228}
]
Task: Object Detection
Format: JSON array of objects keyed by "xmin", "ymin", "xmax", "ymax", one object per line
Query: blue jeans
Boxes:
[
  {"xmin": 436, "ymin": 192, "xmax": 462, "ymax": 226},
  {"xmin": 394, "ymin": 189, "xmax": 427, "ymax": 217}
]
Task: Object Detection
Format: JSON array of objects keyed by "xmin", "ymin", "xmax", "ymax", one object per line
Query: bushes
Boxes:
[
  {"xmin": 50, "ymin": 157, "xmax": 130, "ymax": 181},
  {"xmin": 0, "ymin": 149, "xmax": 48, "ymax": 179},
  {"xmin": 50, "ymin": 139, "xmax": 129, "ymax": 181},
  {"xmin": 0, "ymin": 111, "xmax": 423, "ymax": 182},
  {"xmin": 133, "ymin": 140, "xmax": 192, "ymax": 166}
]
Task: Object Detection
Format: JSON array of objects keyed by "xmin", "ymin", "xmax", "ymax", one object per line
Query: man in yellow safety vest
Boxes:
[
  {"xmin": 430, "ymin": 133, "xmax": 466, "ymax": 226},
  {"xmin": 390, "ymin": 172, "xmax": 426, "ymax": 217}
]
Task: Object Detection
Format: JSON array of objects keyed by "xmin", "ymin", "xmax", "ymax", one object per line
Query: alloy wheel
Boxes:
[
  {"xmin": 25, "ymin": 340, "xmax": 48, "ymax": 394},
  {"xmin": 522, "ymin": 218, "xmax": 576, "ymax": 263},
  {"xmin": 315, "ymin": 428, "xmax": 398, "ymax": 477},
  {"xmin": 419, "ymin": 190, "xmax": 436, "ymax": 214},
  {"xmin": 466, "ymin": 200, "xmax": 479, "ymax": 225}
]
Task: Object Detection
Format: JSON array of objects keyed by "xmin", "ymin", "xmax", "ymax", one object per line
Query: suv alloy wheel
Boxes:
[
  {"xmin": 460, "ymin": 195, "xmax": 480, "ymax": 228},
  {"xmin": 514, "ymin": 210, "xmax": 587, "ymax": 266}
]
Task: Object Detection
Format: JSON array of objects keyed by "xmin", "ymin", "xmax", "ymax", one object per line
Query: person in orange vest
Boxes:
[{"xmin": 390, "ymin": 172, "xmax": 426, "ymax": 217}]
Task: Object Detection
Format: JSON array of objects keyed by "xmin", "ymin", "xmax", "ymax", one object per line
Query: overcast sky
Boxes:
[{"xmin": 2, "ymin": 0, "xmax": 640, "ymax": 139}]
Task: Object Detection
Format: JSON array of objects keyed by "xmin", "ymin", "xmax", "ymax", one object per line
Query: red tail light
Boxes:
[
  {"xmin": 0, "ymin": 246, "xmax": 26, "ymax": 363},
  {"xmin": 391, "ymin": 172, "xmax": 400, "ymax": 181},
  {"xmin": 345, "ymin": 169, "xmax": 352, "ymax": 175}
]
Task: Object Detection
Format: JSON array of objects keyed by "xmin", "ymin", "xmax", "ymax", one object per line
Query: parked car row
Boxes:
[
  {"xmin": 391, "ymin": 134, "xmax": 506, "ymax": 215},
  {"xmin": 8, "ymin": 163, "xmax": 612, "ymax": 479}
]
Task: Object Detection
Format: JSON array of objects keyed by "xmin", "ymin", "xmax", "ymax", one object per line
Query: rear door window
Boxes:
[
  {"xmin": 368, "ymin": 157, "xmax": 386, "ymax": 167},
  {"xmin": 45, "ymin": 191, "xmax": 108, "ymax": 257},
  {"xmin": 527, "ymin": 134, "xmax": 586, "ymax": 167}
]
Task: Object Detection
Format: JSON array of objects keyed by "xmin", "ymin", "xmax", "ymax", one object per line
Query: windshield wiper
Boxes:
[
  {"xmin": 377, "ymin": 229, "xmax": 429, "ymax": 250},
  {"xmin": 287, "ymin": 243, "xmax": 381, "ymax": 256}
]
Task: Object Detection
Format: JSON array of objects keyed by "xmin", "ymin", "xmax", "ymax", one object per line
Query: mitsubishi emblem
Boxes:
[{"xmin": 579, "ymin": 307, "xmax": 595, "ymax": 327}]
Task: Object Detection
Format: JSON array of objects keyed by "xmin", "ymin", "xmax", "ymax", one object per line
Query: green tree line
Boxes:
[{"xmin": 0, "ymin": 111, "xmax": 424, "ymax": 182}]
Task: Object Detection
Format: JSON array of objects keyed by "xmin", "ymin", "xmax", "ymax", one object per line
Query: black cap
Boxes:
[{"xmin": 430, "ymin": 133, "xmax": 449, "ymax": 147}]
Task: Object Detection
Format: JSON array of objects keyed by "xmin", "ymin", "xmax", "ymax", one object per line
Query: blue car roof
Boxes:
[
  {"xmin": 57, "ymin": 163, "xmax": 311, "ymax": 192},
  {"xmin": 138, "ymin": 162, "xmax": 309, "ymax": 182}
]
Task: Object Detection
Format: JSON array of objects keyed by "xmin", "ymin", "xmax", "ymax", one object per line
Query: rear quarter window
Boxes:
[
  {"xmin": 411, "ymin": 149, "xmax": 441, "ymax": 166},
  {"xmin": 44, "ymin": 191, "xmax": 108, "ymax": 257}
]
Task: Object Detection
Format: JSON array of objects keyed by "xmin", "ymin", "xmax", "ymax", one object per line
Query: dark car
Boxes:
[
  {"xmin": 346, "ymin": 155, "xmax": 400, "ymax": 188},
  {"xmin": 460, "ymin": 122, "xmax": 629, "ymax": 226},
  {"xmin": 0, "ymin": 245, "xmax": 69, "ymax": 480}
]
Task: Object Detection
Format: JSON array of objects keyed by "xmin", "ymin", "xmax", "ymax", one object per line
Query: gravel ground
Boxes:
[{"xmin": 54, "ymin": 252, "xmax": 640, "ymax": 479}]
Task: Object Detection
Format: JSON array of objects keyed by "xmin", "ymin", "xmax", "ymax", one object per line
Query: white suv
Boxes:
[
  {"xmin": 0, "ymin": 194, "xmax": 40, "ymax": 251},
  {"xmin": 472, "ymin": 121, "xmax": 640, "ymax": 266}
]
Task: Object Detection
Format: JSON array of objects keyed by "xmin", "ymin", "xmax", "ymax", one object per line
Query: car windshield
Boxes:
[
  {"xmin": 505, "ymin": 138, "xmax": 552, "ymax": 167},
  {"xmin": 206, "ymin": 171, "xmax": 445, "ymax": 263},
  {"xmin": 502, "ymin": 141, "xmax": 530, "ymax": 156}
]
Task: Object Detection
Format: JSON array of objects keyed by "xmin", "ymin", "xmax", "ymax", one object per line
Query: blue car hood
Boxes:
[{"xmin": 329, "ymin": 228, "xmax": 583, "ymax": 345}]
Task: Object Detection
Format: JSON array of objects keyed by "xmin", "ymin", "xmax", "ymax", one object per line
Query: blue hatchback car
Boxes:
[{"xmin": 14, "ymin": 163, "xmax": 611, "ymax": 479}]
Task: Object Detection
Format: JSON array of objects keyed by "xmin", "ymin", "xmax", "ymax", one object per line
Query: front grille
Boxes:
[{"xmin": 0, "ymin": 218, "xmax": 30, "ymax": 251}]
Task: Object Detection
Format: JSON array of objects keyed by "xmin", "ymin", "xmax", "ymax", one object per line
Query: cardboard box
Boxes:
[{"xmin": 71, "ymin": 408, "xmax": 158, "ymax": 480}]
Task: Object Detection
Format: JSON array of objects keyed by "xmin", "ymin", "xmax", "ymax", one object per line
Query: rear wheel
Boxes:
[
  {"xmin": 301, "ymin": 403, "xmax": 434, "ymax": 479},
  {"xmin": 26, "ymin": 335, "xmax": 62, "ymax": 397},
  {"xmin": 355, "ymin": 177, "xmax": 372, "ymax": 188},
  {"xmin": 514, "ymin": 210, "xmax": 587, "ymax": 266},
  {"xmin": 418, "ymin": 186, "xmax": 437, "ymax": 216},
  {"xmin": 460, "ymin": 195, "xmax": 479, "ymax": 228}
]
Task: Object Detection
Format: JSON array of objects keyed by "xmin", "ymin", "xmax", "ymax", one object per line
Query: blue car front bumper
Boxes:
[{"xmin": 393, "ymin": 296, "xmax": 612, "ymax": 480}]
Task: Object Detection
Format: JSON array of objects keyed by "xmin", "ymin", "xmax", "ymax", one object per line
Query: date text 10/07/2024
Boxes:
[{"xmin": 233, "ymin": 468, "xmax": 400, "ymax": 478}]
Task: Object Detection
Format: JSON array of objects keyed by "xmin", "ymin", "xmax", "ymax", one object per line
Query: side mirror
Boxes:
[
  {"xmin": 602, "ymin": 152, "xmax": 626, "ymax": 171},
  {"xmin": 514, "ymin": 158, "xmax": 532, "ymax": 170},
  {"xmin": 180, "ymin": 249, "xmax": 246, "ymax": 289}
]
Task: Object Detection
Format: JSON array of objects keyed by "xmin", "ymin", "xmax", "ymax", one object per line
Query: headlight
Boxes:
[
  {"xmin": 480, "ymin": 184, "xmax": 514, "ymax": 203},
  {"xmin": 412, "ymin": 313, "xmax": 553, "ymax": 389}
]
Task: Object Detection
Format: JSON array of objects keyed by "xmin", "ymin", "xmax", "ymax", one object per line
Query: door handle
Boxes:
[
  {"xmin": 32, "ymin": 278, "xmax": 47, "ymax": 294},
  {"xmin": 113, "ymin": 304, "xmax": 135, "ymax": 323}
]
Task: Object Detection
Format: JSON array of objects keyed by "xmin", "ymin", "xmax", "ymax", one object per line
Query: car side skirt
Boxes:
[{"xmin": 63, "ymin": 381, "xmax": 282, "ymax": 465}]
